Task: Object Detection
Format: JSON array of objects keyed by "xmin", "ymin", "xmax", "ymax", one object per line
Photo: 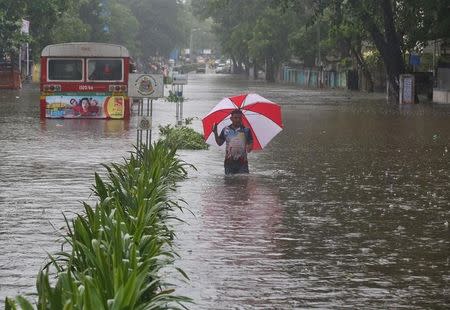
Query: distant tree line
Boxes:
[
  {"xmin": 0, "ymin": 0, "xmax": 189, "ymax": 62},
  {"xmin": 192, "ymin": 0, "xmax": 450, "ymax": 99}
]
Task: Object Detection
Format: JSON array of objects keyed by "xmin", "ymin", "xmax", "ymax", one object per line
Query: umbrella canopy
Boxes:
[{"xmin": 202, "ymin": 93, "xmax": 283, "ymax": 150}]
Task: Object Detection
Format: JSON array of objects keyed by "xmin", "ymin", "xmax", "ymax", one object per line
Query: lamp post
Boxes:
[{"xmin": 189, "ymin": 28, "xmax": 200, "ymax": 63}]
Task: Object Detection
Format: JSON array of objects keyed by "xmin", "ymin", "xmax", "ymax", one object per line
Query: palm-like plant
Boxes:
[{"xmin": 6, "ymin": 142, "xmax": 193, "ymax": 310}]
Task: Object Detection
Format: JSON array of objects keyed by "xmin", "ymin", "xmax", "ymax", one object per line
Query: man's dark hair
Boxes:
[{"xmin": 230, "ymin": 109, "xmax": 243, "ymax": 116}]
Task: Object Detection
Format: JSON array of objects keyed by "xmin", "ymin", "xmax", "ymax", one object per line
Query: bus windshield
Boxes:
[
  {"xmin": 87, "ymin": 59, "xmax": 123, "ymax": 81},
  {"xmin": 48, "ymin": 59, "xmax": 83, "ymax": 81}
]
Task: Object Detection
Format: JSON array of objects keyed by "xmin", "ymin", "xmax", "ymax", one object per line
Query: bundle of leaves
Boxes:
[
  {"xmin": 6, "ymin": 142, "xmax": 192, "ymax": 309},
  {"xmin": 165, "ymin": 90, "xmax": 184, "ymax": 104},
  {"xmin": 159, "ymin": 124, "xmax": 209, "ymax": 150}
]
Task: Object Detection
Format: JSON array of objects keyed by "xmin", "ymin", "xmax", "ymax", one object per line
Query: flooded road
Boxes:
[{"xmin": 1, "ymin": 74, "xmax": 449, "ymax": 308}]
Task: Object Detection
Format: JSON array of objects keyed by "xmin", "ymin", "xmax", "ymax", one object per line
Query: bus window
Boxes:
[
  {"xmin": 48, "ymin": 59, "xmax": 82, "ymax": 81},
  {"xmin": 88, "ymin": 59, "xmax": 122, "ymax": 81}
]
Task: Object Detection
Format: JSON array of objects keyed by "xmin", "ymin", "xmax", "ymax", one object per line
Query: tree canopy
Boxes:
[
  {"xmin": 193, "ymin": 0, "xmax": 449, "ymax": 96},
  {"xmin": 1, "ymin": 0, "xmax": 188, "ymax": 61}
]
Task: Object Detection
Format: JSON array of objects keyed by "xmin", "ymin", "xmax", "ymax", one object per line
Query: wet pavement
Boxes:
[{"xmin": 0, "ymin": 73, "xmax": 449, "ymax": 308}]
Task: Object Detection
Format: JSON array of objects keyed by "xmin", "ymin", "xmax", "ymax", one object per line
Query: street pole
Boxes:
[
  {"xmin": 189, "ymin": 28, "xmax": 200, "ymax": 63},
  {"xmin": 317, "ymin": 0, "xmax": 321, "ymax": 67},
  {"xmin": 318, "ymin": 22, "xmax": 321, "ymax": 66},
  {"xmin": 189, "ymin": 29, "xmax": 193, "ymax": 63},
  {"xmin": 26, "ymin": 43, "xmax": 29, "ymax": 77},
  {"xmin": 18, "ymin": 46, "xmax": 22, "ymax": 75}
]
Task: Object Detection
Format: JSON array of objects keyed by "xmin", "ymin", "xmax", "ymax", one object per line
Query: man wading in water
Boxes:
[{"xmin": 213, "ymin": 109, "xmax": 254, "ymax": 174}]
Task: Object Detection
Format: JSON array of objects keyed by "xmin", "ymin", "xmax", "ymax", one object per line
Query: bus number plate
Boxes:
[{"xmin": 79, "ymin": 85, "xmax": 94, "ymax": 91}]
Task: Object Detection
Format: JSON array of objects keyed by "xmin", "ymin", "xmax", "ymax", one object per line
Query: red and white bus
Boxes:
[{"xmin": 40, "ymin": 42, "xmax": 133, "ymax": 119}]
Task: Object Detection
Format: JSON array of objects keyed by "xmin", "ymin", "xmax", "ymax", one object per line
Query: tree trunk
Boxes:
[
  {"xmin": 350, "ymin": 45, "xmax": 374, "ymax": 92},
  {"xmin": 265, "ymin": 56, "xmax": 275, "ymax": 82},
  {"xmin": 231, "ymin": 56, "xmax": 238, "ymax": 73},
  {"xmin": 244, "ymin": 58, "xmax": 250, "ymax": 76},
  {"xmin": 253, "ymin": 62, "xmax": 258, "ymax": 79},
  {"xmin": 349, "ymin": 0, "xmax": 405, "ymax": 100}
]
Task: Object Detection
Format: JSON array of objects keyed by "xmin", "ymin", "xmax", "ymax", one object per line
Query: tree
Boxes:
[
  {"xmin": 283, "ymin": 0, "xmax": 450, "ymax": 99},
  {"xmin": 0, "ymin": 0, "xmax": 28, "ymax": 58},
  {"xmin": 192, "ymin": 0, "xmax": 292, "ymax": 81},
  {"xmin": 192, "ymin": 0, "xmax": 257, "ymax": 72},
  {"xmin": 326, "ymin": 3, "xmax": 375, "ymax": 92},
  {"xmin": 108, "ymin": 0, "xmax": 140, "ymax": 56},
  {"xmin": 248, "ymin": 6, "xmax": 293, "ymax": 81},
  {"xmin": 49, "ymin": 4, "xmax": 91, "ymax": 45},
  {"xmin": 26, "ymin": 0, "xmax": 75, "ymax": 60},
  {"xmin": 347, "ymin": 0, "xmax": 404, "ymax": 99},
  {"xmin": 129, "ymin": 0, "xmax": 185, "ymax": 58},
  {"xmin": 78, "ymin": 0, "xmax": 109, "ymax": 42}
]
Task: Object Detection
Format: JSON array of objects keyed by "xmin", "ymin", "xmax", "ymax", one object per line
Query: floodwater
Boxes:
[{"xmin": 1, "ymin": 74, "xmax": 449, "ymax": 309}]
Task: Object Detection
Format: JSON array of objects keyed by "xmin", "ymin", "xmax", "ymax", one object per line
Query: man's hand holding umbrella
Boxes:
[{"xmin": 212, "ymin": 123, "xmax": 224, "ymax": 146}]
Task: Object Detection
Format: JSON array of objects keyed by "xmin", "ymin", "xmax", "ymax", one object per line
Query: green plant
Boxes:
[
  {"xmin": 6, "ymin": 142, "xmax": 193, "ymax": 309},
  {"xmin": 165, "ymin": 90, "xmax": 185, "ymax": 104},
  {"xmin": 159, "ymin": 124, "xmax": 208, "ymax": 150},
  {"xmin": 184, "ymin": 117, "xmax": 194, "ymax": 126}
]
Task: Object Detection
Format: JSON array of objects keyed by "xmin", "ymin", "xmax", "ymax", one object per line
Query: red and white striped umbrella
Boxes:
[{"xmin": 202, "ymin": 93, "xmax": 283, "ymax": 150}]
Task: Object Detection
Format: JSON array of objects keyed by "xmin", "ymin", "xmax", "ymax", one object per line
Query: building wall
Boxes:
[{"xmin": 279, "ymin": 66, "xmax": 348, "ymax": 89}]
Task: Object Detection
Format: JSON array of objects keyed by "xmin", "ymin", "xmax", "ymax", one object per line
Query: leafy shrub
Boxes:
[
  {"xmin": 159, "ymin": 124, "xmax": 208, "ymax": 150},
  {"xmin": 6, "ymin": 142, "xmax": 193, "ymax": 309},
  {"xmin": 165, "ymin": 90, "xmax": 184, "ymax": 104}
]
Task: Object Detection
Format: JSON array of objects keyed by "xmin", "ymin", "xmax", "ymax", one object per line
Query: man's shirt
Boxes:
[{"xmin": 219, "ymin": 125, "xmax": 253, "ymax": 162}]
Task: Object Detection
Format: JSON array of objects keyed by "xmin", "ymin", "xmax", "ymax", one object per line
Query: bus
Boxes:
[{"xmin": 40, "ymin": 42, "xmax": 133, "ymax": 119}]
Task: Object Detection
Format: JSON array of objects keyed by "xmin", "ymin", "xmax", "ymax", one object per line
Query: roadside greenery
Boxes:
[
  {"xmin": 159, "ymin": 123, "xmax": 209, "ymax": 150},
  {"xmin": 5, "ymin": 142, "xmax": 193, "ymax": 309},
  {"xmin": 193, "ymin": 0, "xmax": 450, "ymax": 99},
  {"xmin": 166, "ymin": 90, "xmax": 185, "ymax": 104},
  {"xmin": 1, "ymin": 0, "xmax": 188, "ymax": 61},
  {"xmin": 162, "ymin": 90, "xmax": 208, "ymax": 150}
]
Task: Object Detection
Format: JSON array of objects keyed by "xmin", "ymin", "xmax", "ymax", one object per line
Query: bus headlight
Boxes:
[
  {"xmin": 43, "ymin": 84, "xmax": 61, "ymax": 92},
  {"xmin": 109, "ymin": 85, "xmax": 127, "ymax": 92}
]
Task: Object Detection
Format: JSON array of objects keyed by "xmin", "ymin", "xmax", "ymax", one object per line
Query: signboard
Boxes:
[
  {"xmin": 409, "ymin": 54, "xmax": 420, "ymax": 66},
  {"xmin": 137, "ymin": 116, "xmax": 152, "ymax": 130},
  {"xmin": 21, "ymin": 19, "xmax": 30, "ymax": 34},
  {"xmin": 128, "ymin": 74, "xmax": 163, "ymax": 98},
  {"xmin": 44, "ymin": 96, "xmax": 124, "ymax": 118},
  {"xmin": 172, "ymin": 74, "xmax": 188, "ymax": 85},
  {"xmin": 399, "ymin": 74, "xmax": 415, "ymax": 104}
]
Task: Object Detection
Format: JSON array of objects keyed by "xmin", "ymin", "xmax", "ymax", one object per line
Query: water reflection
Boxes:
[
  {"xmin": 175, "ymin": 174, "xmax": 304, "ymax": 309},
  {"xmin": 202, "ymin": 174, "xmax": 283, "ymax": 249},
  {"xmin": 39, "ymin": 118, "xmax": 130, "ymax": 137}
]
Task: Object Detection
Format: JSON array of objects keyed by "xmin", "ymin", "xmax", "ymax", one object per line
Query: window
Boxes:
[
  {"xmin": 87, "ymin": 59, "xmax": 123, "ymax": 81},
  {"xmin": 48, "ymin": 59, "xmax": 82, "ymax": 81}
]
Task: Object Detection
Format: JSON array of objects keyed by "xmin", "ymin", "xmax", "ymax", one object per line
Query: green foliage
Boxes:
[
  {"xmin": 184, "ymin": 117, "xmax": 194, "ymax": 125},
  {"xmin": 6, "ymin": 142, "xmax": 193, "ymax": 309},
  {"xmin": 107, "ymin": 0, "xmax": 140, "ymax": 56},
  {"xmin": 1, "ymin": 0, "xmax": 190, "ymax": 61},
  {"xmin": 192, "ymin": 0, "xmax": 291, "ymax": 79},
  {"xmin": 166, "ymin": 90, "xmax": 185, "ymax": 104},
  {"xmin": 249, "ymin": 7, "xmax": 292, "ymax": 63},
  {"xmin": 0, "ymin": 0, "xmax": 28, "ymax": 56},
  {"xmin": 364, "ymin": 50, "xmax": 383, "ymax": 72},
  {"xmin": 129, "ymin": 0, "xmax": 185, "ymax": 58},
  {"xmin": 159, "ymin": 124, "xmax": 209, "ymax": 150}
]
